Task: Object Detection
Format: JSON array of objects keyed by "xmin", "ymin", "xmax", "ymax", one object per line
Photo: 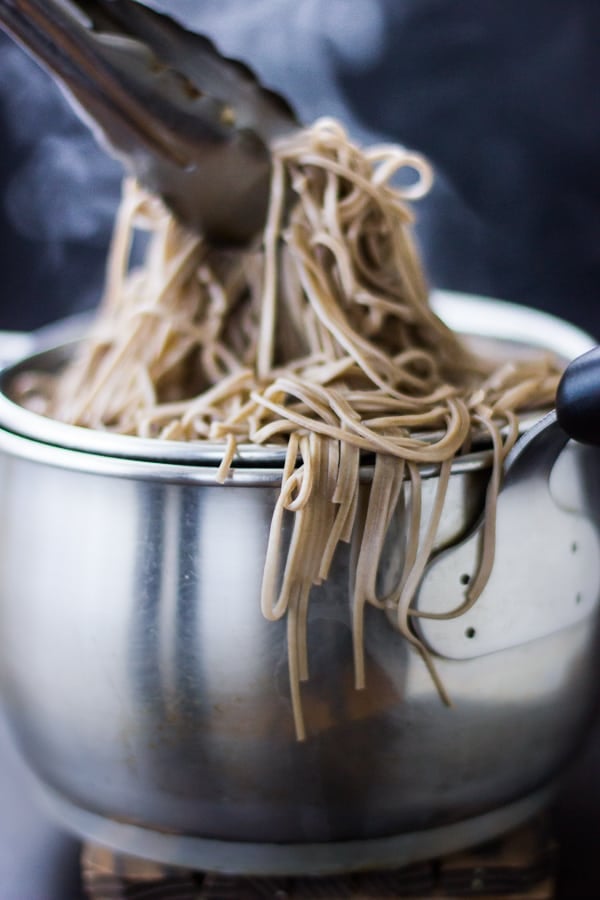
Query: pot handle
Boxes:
[{"xmin": 556, "ymin": 345, "xmax": 600, "ymax": 446}]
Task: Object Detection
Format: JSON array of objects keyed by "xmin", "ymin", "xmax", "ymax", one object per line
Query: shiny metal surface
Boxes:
[
  {"xmin": 0, "ymin": 420, "xmax": 598, "ymax": 865},
  {"xmin": 0, "ymin": 292, "xmax": 598, "ymax": 873},
  {"xmin": 429, "ymin": 290, "xmax": 596, "ymax": 360},
  {"xmin": 416, "ymin": 413, "xmax": 600, "ymax": 657},
  {"xmin": 41, "ymin": 784, "xmax": 554, "ymax": 876}
]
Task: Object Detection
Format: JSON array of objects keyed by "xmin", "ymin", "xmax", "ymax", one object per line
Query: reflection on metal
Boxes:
[
  {"xmin": 0, "ymin": 292, "xmax": 598, "ymax": 868},
  {"xmin": 416, "ymin": 415, "xmax": 600, "ymax": 659}
]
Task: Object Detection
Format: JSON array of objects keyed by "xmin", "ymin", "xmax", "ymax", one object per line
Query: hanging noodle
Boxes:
[{"xmin": 16, "ymin": 118, "xmax": 561, "ymax": 740}]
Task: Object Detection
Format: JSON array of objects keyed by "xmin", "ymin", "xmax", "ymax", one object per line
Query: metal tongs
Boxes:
[{"xmin": 0, "ymin": 0, "xmax": 298, "ymax": 244}]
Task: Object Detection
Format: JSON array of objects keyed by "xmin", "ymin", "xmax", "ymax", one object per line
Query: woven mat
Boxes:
[{"xmin": 82, "ymin": 817, "xmax": 556, "ymax": 899}]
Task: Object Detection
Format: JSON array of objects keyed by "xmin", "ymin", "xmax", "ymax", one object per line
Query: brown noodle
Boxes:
[{"xmin": 17, "ymin": 119, "xmax": 561, "ymax": 739}]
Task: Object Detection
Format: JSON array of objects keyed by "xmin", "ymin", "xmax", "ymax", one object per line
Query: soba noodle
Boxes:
[{"xmin": 18, "ymin": 119, "xmax": 561, "ymax": 739}]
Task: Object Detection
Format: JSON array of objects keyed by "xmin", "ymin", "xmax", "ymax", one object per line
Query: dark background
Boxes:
[
  {"xmin": 1, "ymin": 2, "xmax": 600, "ymax": 898},
  {"xmin": 1, "ymin": 0, "xmax": 599, "ymax": 338}
]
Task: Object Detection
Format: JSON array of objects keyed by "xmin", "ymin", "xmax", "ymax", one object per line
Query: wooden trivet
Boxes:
[{"xmin": 82, "ymin": 817, "xmax": 556, "ymax": 899}]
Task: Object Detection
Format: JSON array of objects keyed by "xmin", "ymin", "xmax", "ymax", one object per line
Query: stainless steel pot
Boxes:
[{"xmin": 0, "ymin": 291, "xmax": 598, "ymax": 876}]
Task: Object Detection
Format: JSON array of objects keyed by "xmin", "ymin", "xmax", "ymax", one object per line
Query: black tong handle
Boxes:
[{"xmin": 556, "ymin": 346, "xmax": 600, "ymax": 446}]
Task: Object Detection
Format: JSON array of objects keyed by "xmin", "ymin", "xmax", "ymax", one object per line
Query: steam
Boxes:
[
  {"xmin": 0, "ymin": 39, "xmax": 120, "ymax": 245},
  {"xmin": 145, "ymin": 0, "xmax": 386, "ymax": 139},
  {"xmin": 5, "ymin": 134, "xmax": 119, "ymax": 244}
]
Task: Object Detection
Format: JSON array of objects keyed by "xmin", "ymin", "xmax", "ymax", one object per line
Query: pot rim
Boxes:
[
  {"xmin": 0, "ymin": 424, "xmax": 495, "ymax": 485},
  {"xmin": 0, "ymin": 290, "xmax": 594, "ymax": 482}
]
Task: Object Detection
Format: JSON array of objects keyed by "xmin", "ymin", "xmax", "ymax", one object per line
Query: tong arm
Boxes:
[{"xmin": 0, "ymin": 0, "xmax": 298, "ymax": 244}]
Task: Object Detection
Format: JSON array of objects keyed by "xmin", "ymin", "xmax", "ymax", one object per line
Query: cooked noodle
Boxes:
[{"xmin": 17, "ymin": 119, "xmax": 561, "ymax": 739}]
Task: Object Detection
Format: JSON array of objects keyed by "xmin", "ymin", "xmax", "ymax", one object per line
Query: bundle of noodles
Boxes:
[{"xmin": 18, "ymin": 119, "xmax": 561, "ymax": 739}]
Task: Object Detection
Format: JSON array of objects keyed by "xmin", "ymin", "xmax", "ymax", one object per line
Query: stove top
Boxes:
[{"xmin": 82, "ymin": 824, "xmax": 555, "ymax": 899}]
